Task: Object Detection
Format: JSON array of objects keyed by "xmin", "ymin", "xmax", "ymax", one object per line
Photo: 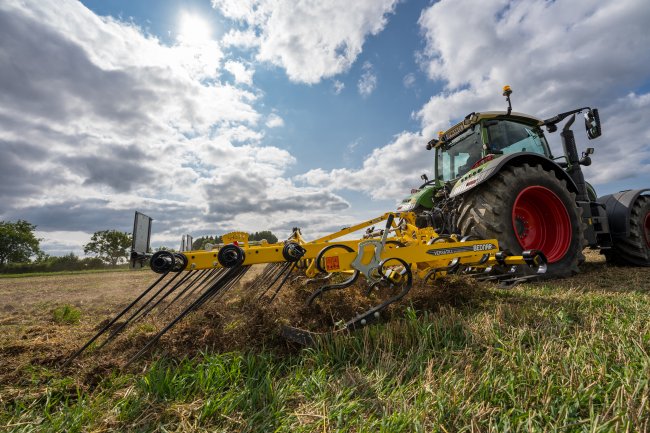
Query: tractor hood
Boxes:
[{"xmin": 397, "ymin": 185, "xmax": 436, "ymax": 212}]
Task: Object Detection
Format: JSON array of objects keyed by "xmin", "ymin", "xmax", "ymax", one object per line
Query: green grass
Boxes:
[
  {"xmin": 52, "ymin": 305, "xmax": 82, "ymax": 325},
  {"xmin": 0, "ymin": 267, "xmax": 137, "ymax": 279},
  {"xmin": 2, "ymin": 282, "xmax": 649, "ymax": 432}
]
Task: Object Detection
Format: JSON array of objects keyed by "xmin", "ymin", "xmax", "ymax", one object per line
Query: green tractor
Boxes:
[{"xmin": 398, "ymin": 86, "xmax": 650, "ymax": 277}]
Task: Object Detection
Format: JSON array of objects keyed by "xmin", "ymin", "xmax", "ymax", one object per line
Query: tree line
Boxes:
[{"xmin": 0, "ymin": 220, "xmax": 277, "ymax": 274}]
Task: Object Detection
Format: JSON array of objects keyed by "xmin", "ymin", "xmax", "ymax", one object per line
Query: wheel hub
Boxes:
[{"xmin": 512, "ymin": 186, "xmax": 572, "ymax": 264}]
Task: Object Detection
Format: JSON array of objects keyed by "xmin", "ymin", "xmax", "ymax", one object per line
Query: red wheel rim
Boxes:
[
  {"xmin": 643, "ymin": 212, "xmax": 650, "ymax": 247},
  {"xmin": 512, "ymin": 186, "xmax": 572, "ymax": 263}
]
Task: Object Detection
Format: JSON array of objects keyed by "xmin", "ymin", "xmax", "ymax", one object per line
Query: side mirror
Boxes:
[{"xmin": 584, "ymin": 108, "xmax": 601, "ymax": 140}]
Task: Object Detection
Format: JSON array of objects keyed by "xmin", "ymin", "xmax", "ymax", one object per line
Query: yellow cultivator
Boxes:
[{"xmin": 65, "ymin": 210, "xmax": 546, "ymax": 366}]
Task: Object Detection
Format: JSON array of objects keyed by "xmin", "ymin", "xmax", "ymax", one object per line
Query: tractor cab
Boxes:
[{"xmin": 433, "ymin": 112, "xmax": 552, "ymax": 183}]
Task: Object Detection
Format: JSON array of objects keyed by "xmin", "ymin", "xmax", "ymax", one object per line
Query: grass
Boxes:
[
  {"xmin": 51, "ymin": 305, "xmax": 81, "ymax": 325},
  {"xmin": 0, "ymin": 267, "xmax": 138, "ymax": 279},
  {"xmin": 2, "ymin": 273, "xmax": 649, "ymax": 432}
]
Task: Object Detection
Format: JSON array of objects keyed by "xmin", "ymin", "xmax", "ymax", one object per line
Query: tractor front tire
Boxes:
[
  {"xmin": 603, "ymin": 195, "xmax": 650, "ymax": 266},
  {"xmin": 457, "ymin": 163, "xmax": 585, "ymax": 278}
]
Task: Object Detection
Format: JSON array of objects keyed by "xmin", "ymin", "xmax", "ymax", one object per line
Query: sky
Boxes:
[{"xmin": 1, "ymin": 0, "xmax": 649, "ymax": 256}]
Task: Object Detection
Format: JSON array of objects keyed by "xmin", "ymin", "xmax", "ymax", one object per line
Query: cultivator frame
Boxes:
[{"xmin": 65, "ymin": 211, "xmax": 547, "ymax": 367}]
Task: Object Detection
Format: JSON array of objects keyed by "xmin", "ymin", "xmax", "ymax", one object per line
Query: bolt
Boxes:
[
  {"xmin": 374, "ymin": 312, "xmax": 380, "ymax": 318},
  {"xmin": 360, "ymin": 319, "xmax": 367, "ymax": 325}
]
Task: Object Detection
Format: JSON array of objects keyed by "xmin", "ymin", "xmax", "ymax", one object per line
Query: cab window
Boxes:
[{"xmin": 484, "ymin": 120, "xmax": 548, "ymax": 156}]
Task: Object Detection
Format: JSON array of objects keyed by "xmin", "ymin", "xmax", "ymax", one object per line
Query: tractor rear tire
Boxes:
[
  {"xmin": 457, "ymin": 163, "xmax": 586, "ymax": 278},
  {"xmin": 603, "ymin": 195, "xmax": 650, "ymax": 266}
]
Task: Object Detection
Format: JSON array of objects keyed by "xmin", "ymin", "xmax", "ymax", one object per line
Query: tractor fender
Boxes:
[
  {"xmin": 449, "ymin": 152, "xmax": 578, "ymax": 198},
  {"xmin": 597, "ymin": 188, "xmax": 650, "ymax": 239}
]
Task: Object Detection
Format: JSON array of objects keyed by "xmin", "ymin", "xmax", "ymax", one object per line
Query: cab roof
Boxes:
[{"xmin": 434, "ymin": 111, "xmax": 543, "ymax": 148}]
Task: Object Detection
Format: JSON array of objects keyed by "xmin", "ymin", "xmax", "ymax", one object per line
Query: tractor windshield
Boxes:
[
  {"xmin": 436, "ymin": 127, "xmax": 483, "ymax": 181},
  {"xmin": 484, "ymin": 119, "xmax": 549, "ymax": 156}
]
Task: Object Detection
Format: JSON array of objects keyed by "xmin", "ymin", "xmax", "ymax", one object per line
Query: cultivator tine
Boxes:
[
  {"xmin": 136, "ymin": 270, "xmax": 206, "ymax": 319},
  {"xmin": 62, "ymin": 271, "xmax": 171, "ymax": 366},
  {"xmin": 306, "ymin": 270, "xmax": 360, "ymax": 306},
  {"xmin": 344, "ymin": 258, "xmax": 413, "ymax": 331},
  {"xmin": 248, "ymin": 263, "xmax": 282, "ymax": 292},
  {"xmin": 124, "ymin": 265, "xmax": 250, "ymax": 368}
]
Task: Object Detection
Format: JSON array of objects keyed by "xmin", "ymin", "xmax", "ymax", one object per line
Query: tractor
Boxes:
[{"xmin": 398, "ymin": 86, "xmax": 650, "ymax": 277}]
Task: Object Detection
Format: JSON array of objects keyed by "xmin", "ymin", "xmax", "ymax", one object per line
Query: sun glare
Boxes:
[{"xmin": 177, "ymin": 12, "xmax": 211, "ymax": 45}]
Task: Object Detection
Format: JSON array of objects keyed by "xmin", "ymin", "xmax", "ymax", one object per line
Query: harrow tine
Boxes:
[
  {"xmin": 306, "ymin": 270, "xmax": 360, "ymax": 306},
  {"xmin": 62, "ymin": 271, "xmax": 171, "ymax": 366},
  {"xmin": 202, "ymin": 265, "xmax": 250, "ymax": 303},
  {"xmin": 177, "ymin": 268, "xmax": 227, "ymax": 308},
  {"xmin": 159, "ymin": 269, "xmax": 217, "ymax": 315},
  {"xmin": 267, "ymin": 263, "xmax": 297, "ymax": 303},
  {"xmin": 123, "ymin": 266, "xmax": 247, "ymax": 368},
  {"xmin": 248, "ymin": 263, "xmax": 282, "ymax": 292},
  {"xmin": 257, "ymin": 262, "xmax": 292, "ymax": 300},
  {"xmin": 95, "ymin": 270, "xmax": 191, "ymax": 350}
]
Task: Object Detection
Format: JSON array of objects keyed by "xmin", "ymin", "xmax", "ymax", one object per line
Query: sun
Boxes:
[{"xmin": 177, "ymin": 12, "xmax": 211, "ymax": 45}]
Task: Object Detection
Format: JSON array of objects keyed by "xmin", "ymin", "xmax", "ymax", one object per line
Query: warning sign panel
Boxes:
[{"xmin": 324, "ymin": 256, "xmax": 340, "ymax": 271}]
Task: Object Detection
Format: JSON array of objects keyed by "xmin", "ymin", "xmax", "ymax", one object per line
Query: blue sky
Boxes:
[{"xmin": 1, "ymin": 0, "xmax": 649, "ymax": 255}]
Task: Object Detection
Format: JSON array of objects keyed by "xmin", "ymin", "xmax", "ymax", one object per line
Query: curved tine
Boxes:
[
  {"xmin": 267, "ymin": 263, "xmax": 297, "ymax": 303},
  {"xmin": 364, "ymin": 280, "xmax": 383, "ymax": 296},
  {"xmin": 177, "ymin": 268, "xmax": 227, "ymax": 308},
  {"xmin": 344, "ymin": 258, "xmax": 413, "ymax": 331},
  {"xmin": 306, "ymin": 270, "xmax": 360, "ymax": 306},
  {"xmin": 62, "ymin": 271, "xmax": 170, "ymax": 367},
  {"xmin": 303, "ymin": 273, "xmax": 334, "ymax": 285},
  {"xmin": 159, "ymin": 269, "xmax": 217, "ymax": 315},
  {"xmin": 257, "ymin": 262, "xmax": 292, "ymax": 300},
  {"xmin": 424, "ymin": 257, "xmax": 463, "ymax": 283},
  {"xmin": 94, "ymin": 270, "xmax": 190, "ymax": 350}
]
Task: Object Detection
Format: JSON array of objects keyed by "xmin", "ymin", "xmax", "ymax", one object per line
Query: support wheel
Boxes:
[
  {"xmin": 457, "ymin": 163, "xmax": 586, "ymax": 278},
  {"xmin": 604, "ymin": 195, "xmax": 650, "ymax": 266}
]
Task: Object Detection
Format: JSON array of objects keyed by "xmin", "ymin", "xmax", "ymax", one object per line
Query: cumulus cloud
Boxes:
[
  {"xmin": 357, "ymin": 61, "xmax": 378, "ymax": 97},
  {"xmin": 0, "ymin": 0, "xmax": 350, "ymax": 253},
  {"xmin": 224, "ymin": 59, "xmax": 255, "ymax": 85},
  {"xmin": 301, "ymin": 0, "xmax": 650, "ymax": 200},
  {"xmin": 212, "ymin": 0, "xmax": 398, "ymax": 83},
  {"xmin": 265, "ymin": 113, "xmax": 284, "ymax": 128}
]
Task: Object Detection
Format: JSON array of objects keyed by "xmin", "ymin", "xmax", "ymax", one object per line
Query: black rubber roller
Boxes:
[
  {"xmin": 217, "ymin": 244, "xmax": 245, "ymax": 268},
  {"xmin": 282, "ymin": 242, "xmax": 307, "ymax": 262},
  {"xmin": 150, "ymin": 250, "xmax": 175, "ymax": 274}
]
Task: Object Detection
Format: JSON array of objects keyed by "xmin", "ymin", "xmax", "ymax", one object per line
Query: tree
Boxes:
[
  {"xmin": 249, "ymin": 231, "xmax": 278, "ymax": 244},
  {"xmin": 0, "ymin": 220, "xmax": 42, "ymax": 266},
  {"xmin": 83, "ymin": 230, "xmax": 132, "ymax": 267}
]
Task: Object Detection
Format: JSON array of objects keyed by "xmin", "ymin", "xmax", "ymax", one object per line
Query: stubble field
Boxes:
[{"xmin": 1, "ymin": 250, "xmax": 649, "ymax": 432}]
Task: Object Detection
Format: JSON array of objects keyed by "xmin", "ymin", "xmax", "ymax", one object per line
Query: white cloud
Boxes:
[
  {"xmin": 212, "ymin": 0, "xmax": 399, "ymax": 83},
  {"xmin": 224, "ymin": 59, "xmax": 255, "ymax": 85},
  {"xmin": 0, "ymin": 0, "xmax": 351, "ymax": 254},
  {"xmin": 333, "ymin": 80, "xmax": 345, "ymax": 95},
  {"xmin": 300, "ymin": 0, "xmax": 650, "ymax": 200},
  {"xmin": 403, "ymin": 73, "xmax": 416, "ymax": 88},
  {"xmin": 265, "ymin": 113, "xmax": 284, "ymax": 128},
  {"xmin": 357, "ymin": 61, "xmax": 377, "ymax": 97}
]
